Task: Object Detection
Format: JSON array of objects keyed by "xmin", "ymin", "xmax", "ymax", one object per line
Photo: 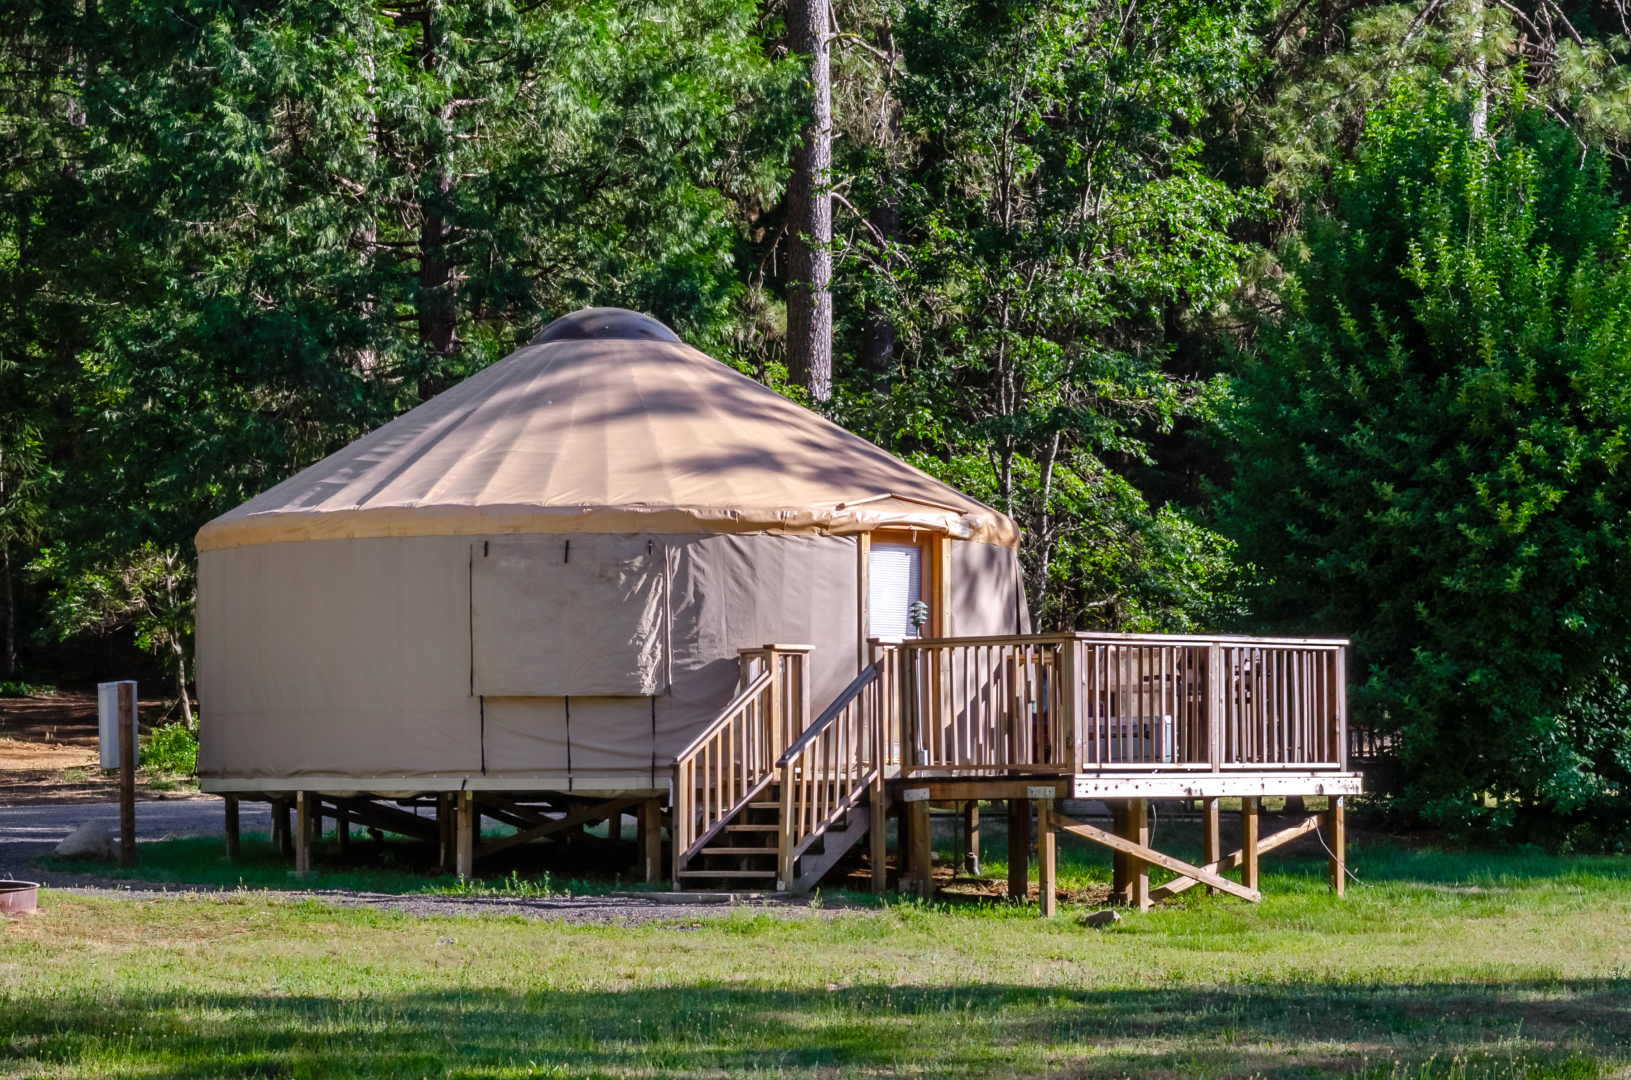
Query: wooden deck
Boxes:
[
  {"xmin": 673, "ymin": 632, "xmax": 1359, "ymax": 910},
  {"xmin": 222, "ymin": 630, "xmax": 1358, "ymax": 913}
]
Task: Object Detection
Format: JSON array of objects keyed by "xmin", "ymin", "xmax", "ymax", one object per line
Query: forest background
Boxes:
[{"xmin": 5, "ymin": 0, "xmax": 1631, "ymax": 845}]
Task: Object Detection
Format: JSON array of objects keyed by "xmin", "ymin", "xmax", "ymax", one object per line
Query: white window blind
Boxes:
[{"xmin": 869, "ymin": 543, "xmax": 924, "ymax": 638}]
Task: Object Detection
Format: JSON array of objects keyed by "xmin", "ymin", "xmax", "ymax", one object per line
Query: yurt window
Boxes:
[
  {"xmin": 869, "ymin": 542, "xmax": 925, "ymax": 638},
  {"xmin": 471, "ymin": 535, "xmax": 667, "ymax": 697}
]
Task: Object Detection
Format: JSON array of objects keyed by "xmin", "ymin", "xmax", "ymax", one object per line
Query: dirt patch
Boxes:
[{"xmin": 0, "ymin": 690, "xmax": 205, "ymax": 805}]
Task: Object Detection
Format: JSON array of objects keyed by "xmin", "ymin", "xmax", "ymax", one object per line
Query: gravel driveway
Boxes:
[
  {"xmin": 0, "ymin": 796, "xmax": 260, "ymax": 882},
  {"xmin": 0, "ymin": 798, "xmax": 835, "ymax": 924}
]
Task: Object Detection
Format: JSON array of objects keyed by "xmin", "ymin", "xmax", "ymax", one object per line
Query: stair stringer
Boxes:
[{"xmin": 791, "ymin": 806, "xmax": 870, "ymax": 893}]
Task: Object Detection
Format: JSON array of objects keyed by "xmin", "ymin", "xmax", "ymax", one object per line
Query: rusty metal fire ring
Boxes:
[{"xmin": 0, "ymin": 881, "xmax": 40, "ymax": 914}]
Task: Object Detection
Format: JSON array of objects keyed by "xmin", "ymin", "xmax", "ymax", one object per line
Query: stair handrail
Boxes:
[
  {"xmin": 674, "ymin": 667, "xmax": 774, "ymax": 764},
  {"xmin": 776, "ymin": 660, "xmax": 883, "ymax": 768},
  {"xmin": 671, "ymin": 664, "xmax": 779, "ymax": 871},
  {"xmin": 775, "ymin": 651, "xmax": 892, "ymax": 889}
]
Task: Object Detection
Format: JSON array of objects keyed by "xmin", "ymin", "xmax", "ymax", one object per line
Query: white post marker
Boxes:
[{"xmin": 97, "ymin": 681, "xmax": 139, "ymax": 770}]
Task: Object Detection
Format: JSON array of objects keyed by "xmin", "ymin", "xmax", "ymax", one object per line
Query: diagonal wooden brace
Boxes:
[
  {"xmin": 1052, "ymin": 812, "xmax": 1262, "ymax": 903},
  {"xmin": 1149, "ymin": 814, "xmax": 1323, "ymax": 902},
  {"xmin": 474, "ymin": 793, "xmax": 555, "ymax": 827},
  {"xmin": 474, "ymin": 795, "xmax": 645, "ymax": 860},
  {"xmin": 320, "ymin": 797, "xmax": 438, "ymax": 842}
]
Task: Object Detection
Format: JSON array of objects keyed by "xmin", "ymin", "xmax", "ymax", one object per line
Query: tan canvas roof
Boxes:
[{"xmin": 196, "ymin": 312, "xmax": 1020, "ymax": 553}]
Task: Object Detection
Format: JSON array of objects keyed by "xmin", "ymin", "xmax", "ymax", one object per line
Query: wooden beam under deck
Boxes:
[
  {"xmin": 473, "ymin": 795, "xmax": 647, "ymax": 861},
  {"xmin": 891, "ymin": 779, "xmax": 1069, "ymax": 801},
  {"xmin": 1148, "ymin": 813, "xmax": 1322, "ymax": 902},
  {"xmin": 1051, "ymin": 811, "xmax": 1261, "ymax": 904}
]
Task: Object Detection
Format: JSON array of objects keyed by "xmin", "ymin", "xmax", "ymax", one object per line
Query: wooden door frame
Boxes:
[{"xmin": 859, "ymin": 529, "xmax": 953, "ymax": 663}]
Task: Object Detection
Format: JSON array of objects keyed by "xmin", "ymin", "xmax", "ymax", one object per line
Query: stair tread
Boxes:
[
  {"xmin": 676, "ymin": 870, "xmax": 777, "ymax": 878},
  {"xmin": 700, "ymin": 846, "xmax": 777, "ymax": 855},
  {"xmin": 725, "ymin": 824, "xmax": 779, "ymax": 831}
]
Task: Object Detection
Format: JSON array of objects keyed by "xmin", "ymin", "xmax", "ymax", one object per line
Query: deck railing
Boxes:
[
  {"xmin": 885, "ymin": 632, "xmax": 1348, "ymax": 777},
  {"xmin": 895, "ymin": 637, "xmax": 1073, "ymax": 774},
  {"xmin": 672, "ymin": 645, "xmax": 809, "ymax": 865}
]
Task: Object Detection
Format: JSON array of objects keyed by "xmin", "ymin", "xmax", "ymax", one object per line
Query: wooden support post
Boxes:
[
  {"xmin": 640, "ymin": 798, "xmax": 662, "ymax": 883},
  {"xmin": 635, "ymin": 801, "xmax": 646, "ymax": 870},
  {"xmin": 895, "ymin": 800, "xmax": 913, "ymax": 888},
  {"xmin": 294, "ymin": 791, "xmax": 312, "ymax": 874},
  {"xmin": 870, "ymin": 778, "xmax": 887, "ymax": 894},
  {"xmin": 1037, "ymin": 800, "xmax": 1056, "ymax": 918},
  {"xmin": 1326, "ymin": 795, "xmax": 1346, "ymax": 897},
  {"xmin": 963, "ymin": 801, "xmax": 980, "ymax": 876},
  {"xmin": 1241, "ymin": 796, "xmax": 1259, "ymax": 891},
  {"xmin": 1201, "ymin": 797, "xmax": 1220, "ymax": 895},
  {"xmin": 117, "ymin": 682, "xmax": 136, "ymax": 869},
  {"xmin": 336, "ymin": 802, "xmax": 350, "ymax": 856},
  {"xmin": 455, "ymin": 791, "xmax": 475, "ymax": 879},
  {"xmin": 1007, "ymin": 798, "xmax": 1030, "ymax": 900},
  {"xmin": 437, "ymin": 794, "xmax": 452, "ymax": 872},
  {"xmin": 1128, "ymin": 798, "xmax": 1150, "ymax": 911},
  {"xmin": 224, "ymin": 796, "xmax": 240, "ymax": 861},
  {"xmin": 909, "ymin": 797, "xmax": 933, "ymax": 897},
  {"xmin": 273, "ymin": 800, "xmax": 292, "ymax": 858},
  {"xmin": 1110, "ymin": 800, "xmax": 1129, "ymax": 903}
]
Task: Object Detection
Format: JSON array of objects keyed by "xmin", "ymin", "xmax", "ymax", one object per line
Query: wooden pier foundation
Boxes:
[
  {"xmin": 1326, "ymin": 795, "xmax": 1346, "ymax": 896},
  {"xmin": 224, "ymin": 796, "xmax": 240, "ymax": 861},
  {"xmin": 1242, "ymin": 797, "xmax": 1259, "ymax": 891},
  {"xmin": 1007, "ymin": 798, "xmax": 1029, "ymax": 900}
]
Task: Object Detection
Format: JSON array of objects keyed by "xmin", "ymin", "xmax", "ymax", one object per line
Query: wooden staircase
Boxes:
[
  {"xmin": 674, "ymin": 784, "xmax": 871, "ymax": 891},
  {"xmin": 672, "ymin": 645, "xmax": 890, "ymax": 892}
]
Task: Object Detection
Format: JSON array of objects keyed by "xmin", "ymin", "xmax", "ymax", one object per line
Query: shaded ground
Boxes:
[
  {"xmin": 0, "ymin": 689, "xmax": 202, "ymax": 805},
  {"xmin": 4, "ymin": 851, "xmax": 1630, "ymax": 1079}
]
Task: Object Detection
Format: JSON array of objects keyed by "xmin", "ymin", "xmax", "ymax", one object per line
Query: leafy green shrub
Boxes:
[
  {"xmin": 141, "ymin": 722, "xmax": 198, "ymax": 776},
  {"xmin": 0, "ymin": 680, "xmax": 46, "ymax": 697},
  {"xmin": 1227, "ymin": 85, "xmax": 1631, "ymax": 837}
]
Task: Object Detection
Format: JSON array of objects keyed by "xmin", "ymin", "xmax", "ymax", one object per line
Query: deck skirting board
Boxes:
[
  {"xmin": 200, "ymin": 776, "xmax": 669, "ymax": 799},
  {"xmin": 1071, "ymin": 773, "xmax": 1363, "ymax": 799}
]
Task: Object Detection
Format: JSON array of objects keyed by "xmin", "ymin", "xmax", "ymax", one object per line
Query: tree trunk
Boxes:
[
  {"xmin": 859, "ymin": 201, "xmax": 897, "ymax": 378},
  {"xmin": 418, "ymin": 182, "xmax": 456, "ymax": 360},
  {"xmin": 785, "ymin": 0, "xmax": 833, "ymax": 401},
  {"xmin": 415, "ymin": 12, "xmax": 457, "ymax": 367},
  {"xmin": 2, "ymin": 546, "xmax": 13, "ymax": 677},
  {"xmin": 174, "ymin": 647, "xmax": 194, "ymax": 729}
]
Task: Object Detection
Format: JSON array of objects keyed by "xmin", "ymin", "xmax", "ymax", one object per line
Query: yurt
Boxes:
[{"xmin": 195, "ymin": 308, "xmax": 1027, "ymax": 799}]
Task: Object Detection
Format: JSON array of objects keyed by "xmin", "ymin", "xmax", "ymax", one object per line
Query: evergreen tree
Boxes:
[
  {"xmin": 1227, "ymin": 85, "xmax": 1631, "ymax": 838},
  {"xmin": 0, "ymin": 0, "xmax": 795, "ymax": 698}
]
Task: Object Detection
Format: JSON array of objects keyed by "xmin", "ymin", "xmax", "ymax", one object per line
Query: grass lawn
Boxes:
[{"xmin": 5, "ymin": 825, "xmax": 1631, "ymax": 1078}]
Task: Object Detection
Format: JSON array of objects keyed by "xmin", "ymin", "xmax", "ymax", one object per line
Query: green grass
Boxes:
[{"xmin": 9, "ymin": 825, "xmax": 1631, "ymax": 1078}]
